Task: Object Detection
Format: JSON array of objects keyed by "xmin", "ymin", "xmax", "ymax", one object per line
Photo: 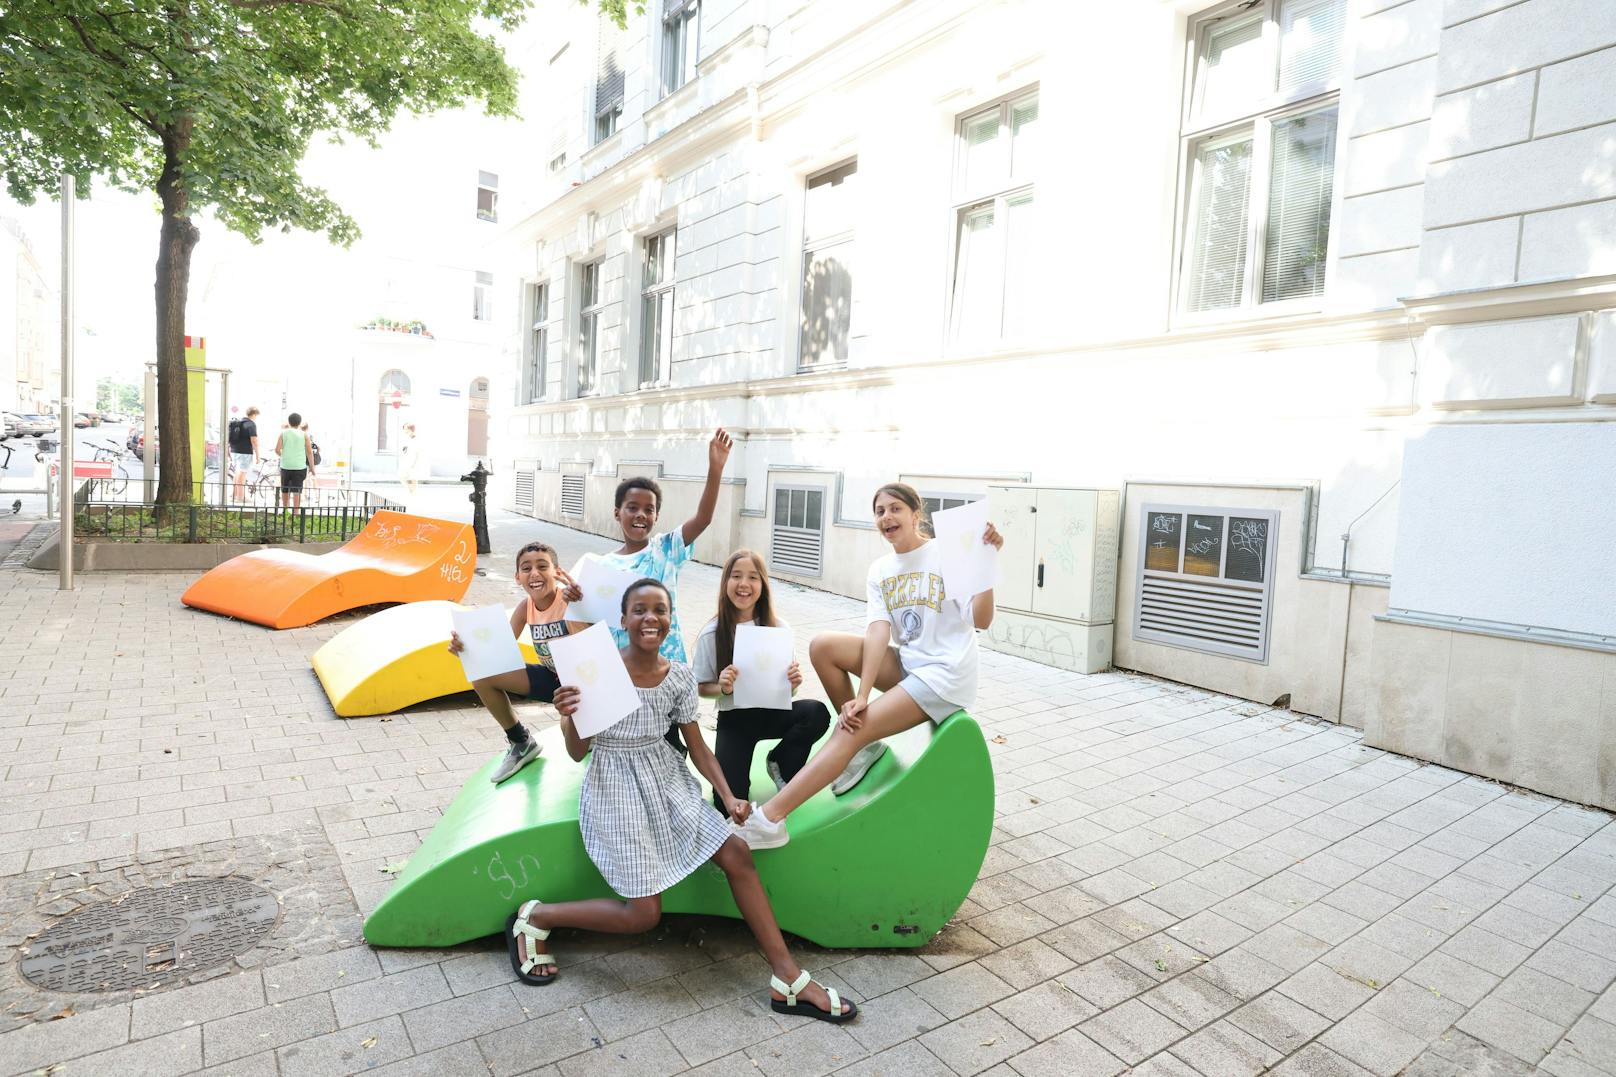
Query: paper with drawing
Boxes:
[
  {"xmin": 450, "ymin": 605, "xmax": 526, "ymax": 683},
  {"xmin": 733, "ymin": 624, "xmax": 793, "ymax": 711},
  {"xmin": 932, "ymin": 498, "xmax": 997, "ymax": 602},
  {"xmin": 567, "ymin": 555, "xmax": 641, "ymax": 625},
  {"xmin": 549, "ymin": 622, "xmax": 640, "ymax": 738}
]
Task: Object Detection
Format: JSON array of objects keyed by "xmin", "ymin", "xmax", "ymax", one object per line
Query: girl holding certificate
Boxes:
[
  {"xmin": 693, "ymin": 550, "xmax": 831, "ymax": 814},
  {"xmin": 732, "ymin": 483, "xmax": 1002, "ymax": 850},
  {"xmin": 506, "ymin": 579, "xmax": 856, "ymax": 1025}
]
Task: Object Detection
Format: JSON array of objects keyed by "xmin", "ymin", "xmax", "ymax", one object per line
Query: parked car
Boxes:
[
  {"xmin": 23, "ymin": 413, "xmax": 58, "ymax": 435},
  {"xmin": 2, "ymin": 412, "xmax": 15, "ymax": 439},
  {"xmin": 128, "ymin": 430, "xmax": 220, "ymax": 468},
  {"xmin": 7, "ymin": 413, "xmax": 52, "ymax": 437},
  {"xmin": 73, "ymin": 413, "xmax": 92, "ymax": 428}
]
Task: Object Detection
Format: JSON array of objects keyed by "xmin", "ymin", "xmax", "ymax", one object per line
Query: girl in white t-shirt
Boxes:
[{"xmin": 732, "ymin": 482, "xmax": 1002, "ymax": 850}]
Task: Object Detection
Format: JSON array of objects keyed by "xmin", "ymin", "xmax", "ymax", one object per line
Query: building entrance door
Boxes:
[{"xmin": 467, "ymin": 377, "xmax": 489, "ymax": 455}]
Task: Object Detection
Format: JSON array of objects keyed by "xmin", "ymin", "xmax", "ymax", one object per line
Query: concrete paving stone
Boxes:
[
  {"xmin": 832, "ymin": 1038, "xmax": 955, "ymax": 1077},
  {"xmin": 1267, "ymin": 1042, "xmax": 1378, "ymax": 1076},
  {"xmin": 1005, "ymin": 858, "xmax": 1084, "ymax": 898},
  {"xmin": 965, "ymin": 874, "xmax": 1041, "ymax": 913},
  {"xmin": 682, "ymin": 1049, "xmax": 772, "ymax": 1076},
  {"xmin": 976, "ymin": 939, "xmax": 1074, "ymax": 991},
  {"xmin": 402, "ymin": 981, "xmax": 529, "ymax": 1055},
  {"xmin": 1166, "ymin": 1018, "xmax": 1282, "ymax": 1077},
  {"xmin": 1091, "ymin": 898, "xmax": 1178, "ymax": 942},
  {"xmin": 1275, "ymin": 962, "xmax": 1378, "ymax": 1020},
  {"xmin": 1078, "ymin": 998, "xmax": 1189, "ymax": 1064},
  {"xmin": 1115, "ymin": 933, "xmax": 1210, "ymax": 982},
  {"xmin": 202, "ymin": 992, "xmax": 337, "ymax": 1067},
  {"xmin": 364, "ymin": 1040, "xmax": 492, "ymax": 1077},
  {"xmin": 1503, "ymin": 882, "xmax": 1591, "ymax": 928},
  {"xmin": 1037, "ymin": 915, "xmax": 1130, "ymax": 964},
  {"xmin": 1472, "ymin": 902, "xmax": 1565, "ymax": 949},
  {"xmin": 52, "ymin": 1025, "xmax": 199, "ymax": 1077},
  {"xmin": 836, "ymin": 954, "xmax": 937, "ymax": 998},
  {"xmin": 966, "ymin": 904, "xmax": 1057, "ymax": 948},
  {"xmin": 909, "ymin": 961, "xmax": 1015, "ymax": 1020},
  {"xmin": 1358, "ymin": 976, "xmax": 1464, "ymax": 1039},
  {"xmin": 1003, "ymin": 1027, "xmax": 1125, "ymax": 1077},
  {"xmin": 1165, "ymin": 909, "xmax": 1253, "ymax": 956},
  {"xmin": 1492, "ymin": 964, "xmax": 1598, "ymax": 1027},
  {"xmin": 602, "ymin": 936, "xmax": 717, "ymax": 984},
  {"xmin": 917, "ymin": 1008, "xmax": 1034, "ymax": 1076},
  {"xmin": 1060, "ymin": 955, "xmax": 1158, "ymax": 1010},
  {"xmin": 1240, "ymin": 923, "xmax": 1333, "ymax": 974},
  {"xmin": 1356, "ymin": 912, "xmax": 1445, "ymax": 961},
  {"xmin": 1321, "ymin": 879, "xmax": 1405, "ymax": 921},
  {"xmin": 1456, "ymin": 997, "xmax": 1567, "ymax": 1066},
  {"xmin": 915, "ymin": 922, "xmax": 999, "ymax": 973},
  {"xmin": 276, "ymin": 1014, "xmax": 413, "ymax": 1077},
  {"xmin": 1403, "ymin": 949, "xmax": 1502, "ymax": 1007},
  {"xmin": 1196, "ymin": 947, "xmax": 1289, "ymax": 1002},
  {"xmin": 0, "ymin": 1004, "xmax": 130, "ymax": 1075},
  {"xmin": 1140, "ymin": 972, "xmax": 1240, "ymax": 1032},
  {"xmin": 476, "ymin": 1006, "xmax": 603, "ymax": 1077},
  {"xmin": 841, "ymin": 986, "xmax": 947, "ymax": 1055},
  {"xmin": 1319, "ymin": 1008, "xmax": 1430, "ymax": 1076},
  {"xmin": 186, "ymin": 1046, "xmax": 282, "ymax": 1077},
  {"xmin": 331, "ymin": 962, "xmax": 452, "ymax": 1027},
  {"xmin": 1527, "ymin": 940, "xmax": 1616, "ymax": 994},
  {"xmin": 990, "ymin": 979, "xmax": 1098, "ymax": 1042},
  {"xmin": 1210, "ymin": 889, "xmax": 1295, "ymax": 932},
  {"xmin": 130, "ymin": 968, "xmax": 265, "ymax": 1039},
  {"xmin": 579, "ymin": 976, "xmax": 701, "ymax": 1042},
  {"xmin": 745, "ymin": 1015, "xmax": 868, "ymax": 1077},
  {"xmin": 1226, "ymin": 989, "xmax": 1331, "ymax": 1053},
  {"xmin": 1543, "ymin": 1013, "xmax": 1616, "ymax": 1077},
  {"xmin": 1322, "ymin": 935, "xmax": 1415, "ymax": 986},
  {"xmin": 1284, "ymin": 902, "xmax": 1370, "ymax": 947},
  {"xmin": 1441, "ymin": 925, "xmax": 1535, "ymax": 978},
  {"xmin": 556, "ymin": 1026, "xmax": 690, "ymax": 1077}
]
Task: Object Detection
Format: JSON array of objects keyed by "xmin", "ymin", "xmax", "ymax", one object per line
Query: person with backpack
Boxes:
[{"xmin": 228, "ymin": 407, "xmax": 261, "ymax": 503}]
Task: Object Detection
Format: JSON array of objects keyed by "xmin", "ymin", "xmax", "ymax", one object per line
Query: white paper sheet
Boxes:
[
  {"xmin": 932, "ymin": 498, "xmax": 998, "ymax": 602},
  {"xmin": 732, "ymin": 624, "xmax": 794, "ymax": 711},
  {"xmin": 548, "ymin": 622, "xmax": 641, "ymax": 738},
  {"xmin": 450, "ymin": 604, "xmax": 526, "ymax": 683},
  {"xmin": 568, "ymin": 555, "xmax": 641, "ymax": 626}
]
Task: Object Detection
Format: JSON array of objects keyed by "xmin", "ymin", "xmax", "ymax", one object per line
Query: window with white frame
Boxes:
[
  {"xmin": 577, "ymin": 260, "xmax": 604, "ymax": 397},
  {"xmin": 639, "ymin": 230, "xmax": 676, "ymax": 387},
  {"xmin": 799, "ymin": 159, "xmax": 857, "ymax": 370},
  {"xmin": 661, "ymin": 0, "xmax": 699, "ymax": 97},
  {"xmin": 594, "ymin": 12, "xmax": 625, "ymax": 144},
  {"xmin": 950, "ymin": 88, "xmax": 1039, "ymax": 347},
  {"xmin": 476, "ymin": 171, "xmax": 498, "ymax": 222},
  {"xmin": 771, "ymin": 485, "xmax": 826, "ymax": 576},
  {"xmin": 1178, "ymin": 0, "xmax": 1345, "ymax": 314},
  {"xmin": 525, "ymin": 282, "xmax": 549, "ymax": 403},
  {"xmin": 473, "ymin": 271, "xmax": 494, "ymax": 322},
  {"xmin": 922, "ymin": 492, "xmax": 980, "ymax": 518},
  {"xmin": 1134, "ymin": 505, "xmax": 1279, "ymax": 662}
]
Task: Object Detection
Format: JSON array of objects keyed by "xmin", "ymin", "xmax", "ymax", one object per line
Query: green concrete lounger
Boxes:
[{"xmin": 364, "ymin": 712, "xmax": 993, "ymax": 950}]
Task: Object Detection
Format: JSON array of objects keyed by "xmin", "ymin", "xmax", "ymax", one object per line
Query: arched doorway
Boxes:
[
  {"xmin": 378, "ymin": 369, "xmax": 411, "ymax": 451},
  {"xmin": 467, "ymin": 376, "xmax": 489, "ymax": 455}
]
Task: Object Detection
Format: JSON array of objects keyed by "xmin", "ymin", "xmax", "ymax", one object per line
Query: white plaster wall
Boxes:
[{"xmin": 1388, "ymin": 422, "xmax": 1616, "ymax": 637}]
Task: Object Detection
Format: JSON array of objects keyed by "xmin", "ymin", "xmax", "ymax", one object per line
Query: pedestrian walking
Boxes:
[
  {"xmin": 228, "ymin": 406, "xmax": 261, "ymax": 503},
  {"xmin": 275, "ymin": 412, "xmax": 311, "ymax": 510}
]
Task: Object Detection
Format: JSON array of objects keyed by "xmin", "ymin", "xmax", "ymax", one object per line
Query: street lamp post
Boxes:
[{"xmin": 58, "ymin": 175, "xmax": 75, "ymax": 591}]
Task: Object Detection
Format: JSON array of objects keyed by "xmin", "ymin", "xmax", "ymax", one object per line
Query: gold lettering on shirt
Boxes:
[{"xmin": 881, "ymin": 571, "xmax": 945, "ymax": 613}]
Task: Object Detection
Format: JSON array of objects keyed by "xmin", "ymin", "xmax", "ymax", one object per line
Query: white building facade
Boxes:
[
  {"xmin": 1, "ymin": 217, "xmax": 58, "ymax": 417},
  {"xmin": 492, "ymin": 0, "xmax": 1616, "ymax": 809}
]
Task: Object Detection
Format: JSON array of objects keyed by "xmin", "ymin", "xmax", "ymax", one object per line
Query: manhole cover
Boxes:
[{"xmin": 19, "ymin": 878, "xmax": 280, "ymax": 993}]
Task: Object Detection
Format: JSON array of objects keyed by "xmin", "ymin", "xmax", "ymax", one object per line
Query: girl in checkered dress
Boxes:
[{"xmin": 504, "ymin": 579, "xmax": 856, "ymax": 1025}]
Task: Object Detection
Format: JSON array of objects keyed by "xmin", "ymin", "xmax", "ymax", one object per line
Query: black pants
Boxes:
[{"xmin": 712, "ymin": 700, "xmax": 832, "ymax": 814}]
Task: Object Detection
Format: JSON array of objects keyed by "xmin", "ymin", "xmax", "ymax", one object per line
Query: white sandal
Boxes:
[
  {"xmin": 505, "ymin": 899, "xmax": 556, "ymax": 985},
  {"xmin": 769, "ymin": 969, "xmax": 856, "ymax": 1023}
]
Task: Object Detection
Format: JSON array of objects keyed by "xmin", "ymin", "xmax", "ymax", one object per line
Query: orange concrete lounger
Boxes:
[{"xmin": 181, "ymin": 510, "xmax": 476, "ymax": 629}]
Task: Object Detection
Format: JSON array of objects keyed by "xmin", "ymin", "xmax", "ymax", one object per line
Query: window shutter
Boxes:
[
  {"xmin": 1186, "ymin": 136, "xmax": 1253, "ymax": 312},
  {"xmin": 1134, "ymin": 508, "xmax": 1277, "ymax": 662},
  {"xmin": 596, "ymin": 13, "xmax": 625, "ymax": 117},
  {"xmin": 514, "ymin": 471, "xmax": 536, "ymax": 514},
  {"xmin": 561, "ymin": 474, "xmax": 586, "ymax": 517},
  {"xmin": 1262, "ymin": 108, "xmax": 1337, "ymax": 303},
  {"xmin": 1279, "ymin": 0, "xmax": 1346, "ymax": 94}
]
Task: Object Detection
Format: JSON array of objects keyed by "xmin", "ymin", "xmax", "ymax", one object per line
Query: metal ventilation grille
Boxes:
[
  {"xmin": 561, "ymin": 475, "xmax": 585, "ymax": 518},
  {"xmin": 771, "ymin": 526, "xmax": 823, "ymax": 575},
  {"xmin": 514, "ymin": 471, "xmax": 535, "ymax": 514},
  {"xmin": 1137, "ymin": 574, "xmax": 1268, "ymax": 659},
  {"xmin": 771, "ymin": 486, "xmax": 825, "ymax": 576}
]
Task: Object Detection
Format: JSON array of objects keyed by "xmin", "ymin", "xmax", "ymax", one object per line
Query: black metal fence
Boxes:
[{"xmin": 74, "ymin": 480, "xmax": 402, "ymax": 544}]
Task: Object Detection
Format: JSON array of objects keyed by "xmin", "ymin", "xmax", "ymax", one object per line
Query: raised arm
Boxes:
[{"xmin": 680, "ymin": 428, "xmax": 733, "ymax": 547}]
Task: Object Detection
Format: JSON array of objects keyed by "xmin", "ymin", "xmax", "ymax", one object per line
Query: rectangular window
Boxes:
[
  {"xmin": 595, "ymin": 12, "xmax": 625, "ymax": 145},
  {"xmin": 477, "ymin": 170, "xmax": 498, "ymax": 222},
  {"xmin": 639, "ymin": 230, "xmax": 677, "ymax": 388},
  {"xmin": 473, "ymin": 270, "xmax": 494, "ymax": 322},
  {"xmin": 1179, "ymin": 0, "xmax": 1345, "ymax": 315},
  {"xmin": 921, "ymin": 492, "xmax": 980, "ymax": 518},
  {"xmin": 771, "ymin": 485, "xmax": 826, "ymax": 576},
  {"xmin": 661, "ymin": 0, "xmax": 700, "ymax": 97},
  {"xmin": 799, "ymin": 159, "xmax": 857, "ymax": 370},
  {"xmin": 1134, "ymin": 504, "xmax": 1279, "ymax": 662},
  {"xmin": 578, "ymin": 261, "xmax": 604, "ymax": 397},
  {"xmin": 950, "ymin": 89, "xmax": 1038, "ymax": 347},
  {"xmin": 525, "ymin": 282, "xmax": 549, "ymax": 403}
]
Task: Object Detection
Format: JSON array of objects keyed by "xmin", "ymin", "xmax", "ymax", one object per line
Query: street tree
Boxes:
[{"xmin": 0, "ymin": 0, "xmax": 631, "ymax": 506}]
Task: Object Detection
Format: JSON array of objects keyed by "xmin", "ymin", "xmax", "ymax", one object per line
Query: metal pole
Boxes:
[
  {"xmin": 58, "ymin": 175, "xmax": 75, "ymax": 590},
  {"xmin": 143, "ymin": 366, "xmax": 156, "ymax": 501},
  {"xmin": 219, "ymin": 370, "xmax": 229, "ymax": 507}
]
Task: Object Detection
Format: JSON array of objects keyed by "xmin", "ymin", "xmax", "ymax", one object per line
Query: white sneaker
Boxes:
[
  {"xmin": 734, "ymin": 804, "xmax": 789, "ymax": 850},
  {"xmin": 832, "ymin": 742, "xmax": 888, "ymax": 796},
  {"xmin": 766, "ymin": 758, "xmax": 786, "ymax": 793}
]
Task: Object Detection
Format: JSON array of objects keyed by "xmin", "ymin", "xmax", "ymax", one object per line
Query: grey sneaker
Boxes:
[
  {"xmin": 491, "ymin": 737, "xmax": 541, "ymax": 784},
  {"xmin": 831, "ymin": 742, "xmax": 888, "ymax": 796},
  {"xmin": 765, "ymin": 758, "xmax": 786, "ymax": 794}
]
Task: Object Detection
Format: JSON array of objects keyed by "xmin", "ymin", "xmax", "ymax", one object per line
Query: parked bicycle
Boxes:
[{"xmin": 83, "ymin": 440, "xmax": 138, "ymax": 497}]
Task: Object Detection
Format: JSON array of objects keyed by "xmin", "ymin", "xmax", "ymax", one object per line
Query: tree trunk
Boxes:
[{"xmin": 153, "ymin": 132, "xmax": 199, "ymax": 507}]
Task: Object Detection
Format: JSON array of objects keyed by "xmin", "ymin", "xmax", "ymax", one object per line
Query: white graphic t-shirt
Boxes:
[{"xmin": 865, "ymin": 540, "xmax": 978, "ymax": 708}]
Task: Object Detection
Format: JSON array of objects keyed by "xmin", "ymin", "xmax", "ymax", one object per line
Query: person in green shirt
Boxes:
[{"xmin": 274, "ymin": 412, "xmax": 314, "ymax": 509}]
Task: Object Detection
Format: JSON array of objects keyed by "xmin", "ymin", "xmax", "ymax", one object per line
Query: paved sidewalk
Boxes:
[{"xmin": 1, "ymin": 505, "xmax": 1614, "ymax": 1077}]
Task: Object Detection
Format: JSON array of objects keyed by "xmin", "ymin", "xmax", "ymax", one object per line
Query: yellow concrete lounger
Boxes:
[
  {"xmin": 181, "ymin": 510, "xmax": 475, "ymax": 629},
  {"xmin": 313, "ymin": 600, "xmax": 538, "ymax": 717}
]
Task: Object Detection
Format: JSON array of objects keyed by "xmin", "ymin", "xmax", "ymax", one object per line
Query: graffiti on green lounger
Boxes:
[{"xmin": 480, "ymin": 849, "xmax": 543, "ymax": 901}]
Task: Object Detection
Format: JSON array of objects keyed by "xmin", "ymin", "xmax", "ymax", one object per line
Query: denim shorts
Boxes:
[{"xmin": 231, "ymin": 452, "xmax": 253, "ymax": 471}]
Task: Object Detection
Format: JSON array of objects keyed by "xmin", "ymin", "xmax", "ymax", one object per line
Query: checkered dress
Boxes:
[{"xmin": 577, "ymin": 662, "xmax": 732, "ymax": 898}]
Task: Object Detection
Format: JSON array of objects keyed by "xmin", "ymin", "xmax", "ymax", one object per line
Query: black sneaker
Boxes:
[{"xmin": 491, "ymin": 738, "xmax": 541, "ymax": 784}]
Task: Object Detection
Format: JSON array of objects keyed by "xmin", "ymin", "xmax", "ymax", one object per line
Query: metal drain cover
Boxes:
[{"xmin": 19, "ymin": 878, "xmax": 279, "ymax": 993}]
